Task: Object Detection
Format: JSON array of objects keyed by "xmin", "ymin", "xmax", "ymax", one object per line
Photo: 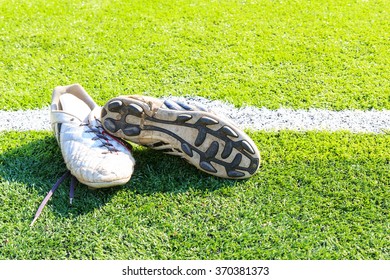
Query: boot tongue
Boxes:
[
  {"xmin": 88, "ymin": 106, "xmax": 103, "ymax": 125},
  {"xmin": 60, "ymin": 93, "xmax": 91, "ymax": 122}
]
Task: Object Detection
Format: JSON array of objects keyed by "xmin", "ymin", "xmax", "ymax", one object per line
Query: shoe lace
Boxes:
[
  {"xmin": 30, "ymin": 170, "xmax": 78, "ymax": 227},
  {"xmin": 30, "ymin": 118, "xmax": 134, "ymax": 226},
  {"xmin": 164, "ymin": 99, "xmax": 208, "ymax": 111},
  {"xmin": 81, "ymin": 118, "xmax": 133, "ymax": 153},
  {"xmin": 80, "ymin": 119, "xmax": 121, "ymax": 153}
]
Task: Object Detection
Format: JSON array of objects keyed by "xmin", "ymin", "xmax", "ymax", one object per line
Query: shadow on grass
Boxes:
[
  {"xmin": 129, "ymin": 146, "xmax": 237, "ymax": 194},
  {"xmin": 0, "ymin": 132, "xmax": 236, "ymax": 220}
]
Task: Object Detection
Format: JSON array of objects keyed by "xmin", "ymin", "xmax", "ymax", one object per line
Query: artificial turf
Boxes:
[
  {"xmin": 0, "ymin": 0, "xmax": 389, "ymax": 110},
  {"xmin": 0, "ymin": 130, "xmax": 388, "ymax": 259},
  {"xmin": 1, "ymin": 0, "xmax": 389, "ymax": 261}
]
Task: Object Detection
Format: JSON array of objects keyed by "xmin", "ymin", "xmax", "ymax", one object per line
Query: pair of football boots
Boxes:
[
  {"xmin": 31, "ymin": 84, "xmax": 260, "ymax": 225},
  {"xmin": 53, "ymin": 84, "xmax": 260, "ymax": 187}
]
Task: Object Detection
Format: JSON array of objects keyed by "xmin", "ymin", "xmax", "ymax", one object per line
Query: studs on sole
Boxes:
[
  {"xmin": 194, "ymin": 128, "xmax": 207, "ymax": 147},
  {"xmin": 221, "ymin": 141, "xmax": 233, "ymax": 159},
  {"xmin": 177, "ymin": 114, "xmax": 192, "ymax": 123},
  {"xmin": 181, "ymin": 142, "xmax": 193, "ymax": 157},
  {"xmin": 107, "ymin": 100, "xmax": 123, "ymax": 112},
  {"xmin": 220, "ymin": 125, "xmax": 238, "ymax": 138},
  {"xmin": 104, "ymin": 118, "xmax": 118, "ymax": 133},
  {"xmin": 231, "ymin": 153, "xmax": 243, "ymax": 168},
  {"xmin": 227, "ymin": 170, "xmax": 245, "ymax": 178},
  {"xmin": 200, "ymin": 161, "xmax": 217, "ymax": 173},
  {"xmin": 128, "ymin": 104, "xmax": 143, "ymax": 117},
  {"xmin": 123, "ymin": 126, "xmax": 141, "ymax": 136},
  {"xmin": 205, "ymin": 141, "xmax": 219, "ymax": 159},
  {"xmin": 198, "ymin": 116, "xmax": 219, "ymax": 125},
  {"xmin": 102, "ymin": 97, "xmax": 259, "ymax": 179},
  {"xmin": 241, "ymin": 140, "xmax": 256, "ymax": 155},
  {"xmin": 101, "ymin": 108, "xmax": 108, "ymax": 118}
]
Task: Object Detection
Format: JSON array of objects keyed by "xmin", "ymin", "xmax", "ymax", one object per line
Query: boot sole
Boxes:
[{"xmin": 101, "ymin": 97, "xmax": 260, "ymax": 179}]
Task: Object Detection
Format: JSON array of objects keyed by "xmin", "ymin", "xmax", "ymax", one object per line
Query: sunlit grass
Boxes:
[
  {"xmin": 1, "ymin": 130, "xmax": 389, "ymax": 259},
  {"xmin": 0, "ymin": 0, "xmax": 389, "ymax": 110}
]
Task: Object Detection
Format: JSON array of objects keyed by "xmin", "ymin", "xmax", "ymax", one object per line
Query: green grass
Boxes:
[
  {"xmin": 1, "ymin": 0, "xmax": 389, "ymax": 261},
  {"xmin": 0, "ymin": 130, "xmax": 389, "ymax": 259},
  {"xmin": 0, "ymin": 0, "xmax": 389, "ymax": 110}
]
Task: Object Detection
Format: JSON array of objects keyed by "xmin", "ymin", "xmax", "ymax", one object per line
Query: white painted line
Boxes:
[
  {"xmin": 178, "ymin": 97, "xmax": 390, "ymax": 134},
  {"xmin": 0, "ymin": 107, "xmax": 51, "ymax": 132},
  {"xmin": 1, "ymin": 97, "xmax": 390, "ymax": 133}
]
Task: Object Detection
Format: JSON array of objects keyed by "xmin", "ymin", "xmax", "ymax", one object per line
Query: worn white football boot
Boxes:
[
  {"xmin": 31, "ymin": 84, "xmax": 136, "ymax": 226},
  {"xmin": 50, "ymin": 84, "xmax": 136, "ymax": 188},
  {"xmin": 101, "ymin": 95, "xmax": 260, "ymax": 179}
]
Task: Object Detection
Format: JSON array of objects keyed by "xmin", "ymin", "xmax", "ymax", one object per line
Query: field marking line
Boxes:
[{"xmin": 1, "ymin": 97, "xmax": 390, "ymax": 133}]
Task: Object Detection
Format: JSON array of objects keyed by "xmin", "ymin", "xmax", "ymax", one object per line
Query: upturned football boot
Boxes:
[{"xmin": 101, "ymin": 95, "xmax": 260, "ymax": 179}]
